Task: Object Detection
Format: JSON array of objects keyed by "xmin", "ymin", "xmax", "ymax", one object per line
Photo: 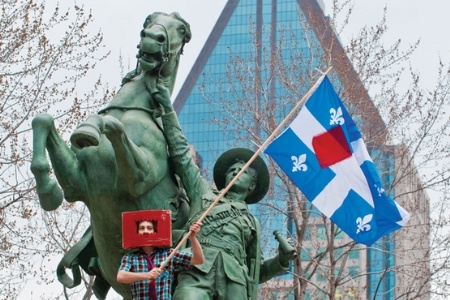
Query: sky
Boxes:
[
  {"xmin": 322, "ymin": 0, "xmax": 450, "ymax": 92},
  {"xmin": 19, "ymin": 0, "xmax": 449, "ymax": 298},
  {"xmin": 69, "ymin": 0, "xmax": 449, "ymax": 97}
]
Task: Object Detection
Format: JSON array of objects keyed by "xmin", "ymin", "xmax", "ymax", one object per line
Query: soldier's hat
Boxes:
[{"xmin": 213, "ymin": 148, "xmax": 270, "ymax": 204}]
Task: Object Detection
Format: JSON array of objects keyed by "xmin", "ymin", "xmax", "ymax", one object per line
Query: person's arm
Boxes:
[
  {"xmin": 259, "ymin": 235, "xmax": 296, "ymax": 283},
  {"xmin": 153, "ymin": 83, "xmax": 206, "ymax": 217},
  {"xmin": 116, "ymin": 268, "xmax": 161, "ymax": 284},
  {"xmin": 188, "ymin": 222, "xmax": 204, "ymax": 265}
]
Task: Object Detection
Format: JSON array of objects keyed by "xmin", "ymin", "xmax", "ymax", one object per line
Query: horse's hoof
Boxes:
[
  {"xmin": 70, "ymin": 115, "xmax": 104, "ymax": 149},
  {"xmin": 70, "ymin": 129, "xmax": 101, "ymax": 149},
  {"xmin": 36, "ymin": 179, "xmax": 64, "ymax": 211}
]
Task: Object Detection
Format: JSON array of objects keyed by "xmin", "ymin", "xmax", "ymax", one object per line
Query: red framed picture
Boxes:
[{"xmin": 122, "ymin": 210, "xmax": 172, "ymax": 249}]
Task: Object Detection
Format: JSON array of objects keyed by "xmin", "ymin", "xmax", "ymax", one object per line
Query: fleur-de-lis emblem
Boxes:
[
  {"xmin": 330, "ymin": 107, "xmax": 344, "ymax": 125},
  {"xmin": 291, "ymin": 154, "xmax": 307, "ymax": 172},
  {"xmin": 356, "ymin": 214, "xmax": 373, "ymax": 234},
  {"xmin": 374, "ymin": 184, "xmax": 385, "ymax": 197}
]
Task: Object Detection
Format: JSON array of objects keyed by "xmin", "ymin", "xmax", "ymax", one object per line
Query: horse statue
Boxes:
[{"xmin": 30, "ymin": 12, "xmax": 192, "ymax": 299}]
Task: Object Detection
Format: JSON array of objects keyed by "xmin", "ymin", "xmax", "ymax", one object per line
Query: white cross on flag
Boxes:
[{"xmin": 264, "ymin": 76, "xmax": 410, "ymax": 246}]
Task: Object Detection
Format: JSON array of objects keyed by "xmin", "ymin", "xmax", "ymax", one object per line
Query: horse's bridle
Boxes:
[
  {"xmin": 137, "ymin": 22, "xmax": 186, "ymax": 78},
  {"xmin": 154, "ymin": 23, "xmax": 172, "ymax": 64}
]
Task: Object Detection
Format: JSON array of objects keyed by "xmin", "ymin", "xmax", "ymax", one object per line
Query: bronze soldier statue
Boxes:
[{"xmin": 154, "ymin": 84, "xmax": 297, "ymax": 300}]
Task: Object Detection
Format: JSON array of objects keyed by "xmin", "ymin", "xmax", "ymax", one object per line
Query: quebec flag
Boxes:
[{"xmin": 265, "ymin": 76, "xmax": 410, "ymax": 246}]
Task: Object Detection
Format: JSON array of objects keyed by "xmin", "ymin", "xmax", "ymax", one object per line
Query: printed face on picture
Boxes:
[{"xmin": 138, "ymin": 220, "xmax": 155, "ymax": 235}]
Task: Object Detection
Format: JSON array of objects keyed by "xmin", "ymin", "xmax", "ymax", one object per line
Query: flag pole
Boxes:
[{"xmin": 157, "ymin": 67, "xmax": 333, "ymax": 271}]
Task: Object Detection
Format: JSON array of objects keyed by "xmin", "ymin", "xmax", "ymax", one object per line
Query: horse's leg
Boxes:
[
  {"xmin": 30, "ymin": 114, "xmax": 85, "ymax": 210},
  {"xmin": 102, "ymin": 115, "xmax": 168, "ymax": 196},
  {"xmin": 30, "ymin": 114, "xmax": 64, "ymax": 210},
  {"xmin": 69, "ymin": 114, "xmax": 162, "ymax": 195}
]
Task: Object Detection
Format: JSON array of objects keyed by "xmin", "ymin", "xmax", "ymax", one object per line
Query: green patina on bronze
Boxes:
[
  {"xmin": 154, "ymin": 82, "xmax": 297, "ymax": 300},
  {"xmin": 31, "ymin": 11, "xmax": 296, "ymax": 300},
  {"xmin": 30, "ymin": 12, "xmax": 191, "ymax": 299}
]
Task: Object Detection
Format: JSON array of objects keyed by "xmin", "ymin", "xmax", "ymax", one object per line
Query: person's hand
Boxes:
[
  {"xmin": 152, "ymin": 83, "xmax": 172, "ymax": 112},
  {"xmin": 148, "ymin": 267, "xmax": 161, "ymax": 281},
  {"xmin": 189, "ymin": 222, "xmax": 202, "ymax": 237},
  {"xmin": 278, "ymin": 237, "xmax": 297, "ymax": 266}
]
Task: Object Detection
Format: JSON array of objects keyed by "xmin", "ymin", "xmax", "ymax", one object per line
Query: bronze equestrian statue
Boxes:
[
  {"xmin": 31, "ymin": 11, "xmax": 296, "ymax": 299},
  {"xmin": 30, "ymin": 12, "xmax": 192, "ymax": 299}
]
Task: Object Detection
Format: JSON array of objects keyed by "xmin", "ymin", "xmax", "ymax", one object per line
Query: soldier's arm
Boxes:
[
  {"xmin": 258, "ymin": 256, "xmax": 289, "ymax": 283},
  {"xmin": 259, "ymin": 233, "xmax": 297, "ymax": 283}
]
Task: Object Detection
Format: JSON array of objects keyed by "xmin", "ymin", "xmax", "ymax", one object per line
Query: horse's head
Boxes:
[{"xmin": 137, "ymin": 12, "xmax": 191, "ymax": 77}]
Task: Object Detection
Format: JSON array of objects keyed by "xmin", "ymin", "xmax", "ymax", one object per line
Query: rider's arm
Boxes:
[{"xmin": 153, "ymin": 84, "xmax": 207, "ymax": 217}]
